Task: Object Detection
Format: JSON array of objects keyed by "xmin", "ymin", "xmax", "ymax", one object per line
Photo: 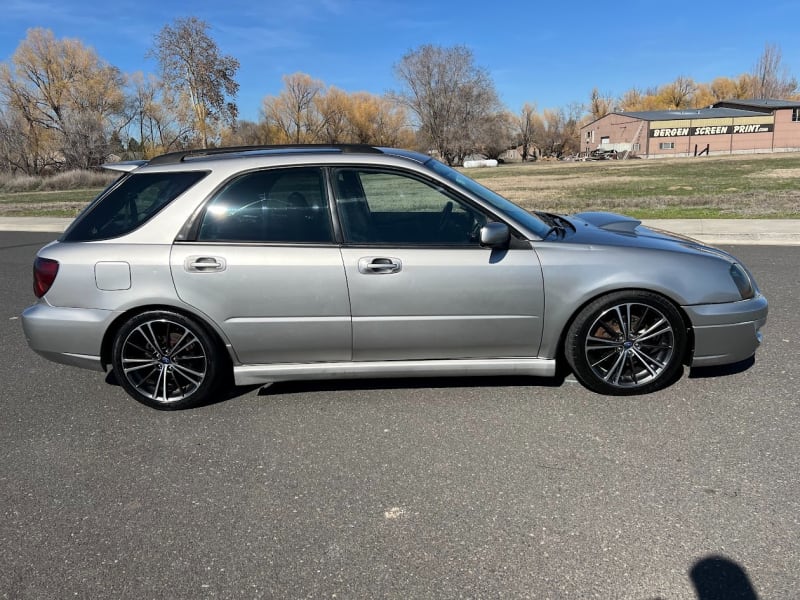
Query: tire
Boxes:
[
  {"xmin": 111, "ymin": 310, "xmax": 225, "ymax": 409},
  {"xmin": 565, "ymin": 291, "xmax": 687, "ymax": 395}
]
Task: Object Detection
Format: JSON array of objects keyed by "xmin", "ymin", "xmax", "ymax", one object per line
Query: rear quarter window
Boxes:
[{"xmin": 62, "ymin": 171, "xmax": 207, "ymax": 242}]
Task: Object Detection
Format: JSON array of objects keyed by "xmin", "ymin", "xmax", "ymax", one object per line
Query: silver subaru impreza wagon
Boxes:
[{"xmin": 22, "ymin": 145, "xmax": 767, "ymax": 409}]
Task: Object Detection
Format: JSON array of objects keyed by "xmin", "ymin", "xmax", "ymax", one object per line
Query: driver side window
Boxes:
[{"xmin": 333, "ymin": 168, "xmax": 486, "ymax": 245}]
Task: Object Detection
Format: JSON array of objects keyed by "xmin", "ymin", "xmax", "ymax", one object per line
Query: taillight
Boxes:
[{"xmin": 33, "ymin": 257, "xmax": 59, "ymax": 298}]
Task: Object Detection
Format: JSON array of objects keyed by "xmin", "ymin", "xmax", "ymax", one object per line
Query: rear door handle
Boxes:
[
  {"xmin": 358, "ymin": 257, "xmax": 402, "ymax": 274},
  {"xmin": 185, "ymin": 256, "xmax": 227, "ymax": 272}
]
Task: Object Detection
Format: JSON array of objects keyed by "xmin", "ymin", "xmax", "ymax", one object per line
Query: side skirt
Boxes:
[{"xmin": 233, "ymin": 358, "xmax": 557, "ymax": 386}]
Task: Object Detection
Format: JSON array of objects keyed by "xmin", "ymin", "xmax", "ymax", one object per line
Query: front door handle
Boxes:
[{"xmin": 358, "ymin": 257, "xmax": 402, "ymax": 274}]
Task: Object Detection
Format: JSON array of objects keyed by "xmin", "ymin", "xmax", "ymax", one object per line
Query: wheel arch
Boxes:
[
  {"xmin": 555, "ymin": 287, "xmax": 694, "ymax": 368},
  {"xmin": 100, "ymin": 304, "xmax": 235, "ymax": 371}
]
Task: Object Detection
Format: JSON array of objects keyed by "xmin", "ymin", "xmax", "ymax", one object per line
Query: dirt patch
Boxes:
[
  {"xmin": 490, "ymin": 174, "xmax": 647, "ymax": 189},
  {"xmin": 487, "ymin": 175, "xmax": 657, "ymax": 202},
  {"xmin": 747, "ymin": 168, "xmax": 800, "ymax": 179}
]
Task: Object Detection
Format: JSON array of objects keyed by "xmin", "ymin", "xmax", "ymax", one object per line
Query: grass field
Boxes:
[
  {"xmin": 0, "ymin": 189, "xmax": 103, "ymax": 217},
  {"xmin": 1, "ymin": 152, "xmax": 799, "ymax": 218},
  {"xmin": 466, "ymin": 152, "xmax": 800, "ymax": 218}
]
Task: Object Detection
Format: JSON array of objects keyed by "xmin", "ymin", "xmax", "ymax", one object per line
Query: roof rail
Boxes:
[{"xmin": 147, "ymin": 144, "xmax": 384, "ymax": 166}]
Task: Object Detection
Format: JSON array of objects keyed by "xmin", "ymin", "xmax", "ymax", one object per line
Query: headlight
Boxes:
[{"xmin": 730, "ymin": 263, "xmax": 754, "ymax": 299}]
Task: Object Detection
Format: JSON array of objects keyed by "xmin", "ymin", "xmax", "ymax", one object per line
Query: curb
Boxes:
[
  {"xmin": 1, "ymin": 217, "xmax": 799, "ymax": 245},
  {"xmin": 0, "ymin": 217, "xmax": 73, "ymax": 233},
  {"xmin": 641, "ymin": 219, "xmax": 800, "ymax": 246}
]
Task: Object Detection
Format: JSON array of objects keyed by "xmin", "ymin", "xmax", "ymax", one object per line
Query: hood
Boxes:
[
  {"xmin": 565, "ymin": 211, "xmax": 736, "ymax": 263},
  {"xmin": 573, "ymin": 211, "xmax": 642, "ymax": 234}
]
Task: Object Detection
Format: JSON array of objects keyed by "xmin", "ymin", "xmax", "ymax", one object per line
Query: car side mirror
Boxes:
[{"xmin": 479, "ymin": 222, "xmax": 510, "ymax": 248}]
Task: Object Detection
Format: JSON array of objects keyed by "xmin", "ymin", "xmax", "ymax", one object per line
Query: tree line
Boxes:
[
  {"xmin": 589, "ymin": 44, "xmax": 797, "ymax": 120},
  {"xmin": 0, "ymin": 18, "xmax": 797, "ymax": 174}
]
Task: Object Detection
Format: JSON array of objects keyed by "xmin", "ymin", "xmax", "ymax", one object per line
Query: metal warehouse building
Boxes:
[{"xmin": 580, "ymin": 99, "xmax": 800, "ymax": 158}]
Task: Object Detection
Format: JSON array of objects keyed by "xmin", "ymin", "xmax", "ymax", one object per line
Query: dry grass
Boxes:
[
  {"xmin": 747, "ymin": 167, "xmax": 800, "ymax": 179},
  {"xmin": 0, "ymin": 189, "xmax": 103, "ymax": 217},
  {"xmin": 466, "ymin": 152, "xmax": 800, "ymax": 218},
  {"xmin": 0, "ymin": 170, "xmax": 116, "ymax": 193},
  {"xmin": 2, "ymin": 153, "xmax": 800, "ymax": 218},
  {"xmin": 0, "ymin": 169, "xmax": 117, "ymax": 216}
]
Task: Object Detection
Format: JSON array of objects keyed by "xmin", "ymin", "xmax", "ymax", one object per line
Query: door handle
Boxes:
[
  {"xmin": 358, "ymin": 257, "xmax": 402, "ymax": 274},
  {"xmin": 185, "ymin": 256, "xmax": 227, "ymax": 272}
]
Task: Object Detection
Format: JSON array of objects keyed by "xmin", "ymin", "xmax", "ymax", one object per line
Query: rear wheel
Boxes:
[
  {"xmin": 566, "ymin": 291, "xmax": 687, "ymax": 395},
  {"xmin": 112, "ymin": 311, "xmax": 224, "ymax": 409}
]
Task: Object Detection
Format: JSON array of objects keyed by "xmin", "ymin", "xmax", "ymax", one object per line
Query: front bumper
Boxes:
[
  {"xmin": 21, "ymin": 302, "xmax": 119, "ymax": 372},
  {"xmin": 683, "ymin": 294, "xmax": 768, "ymax": 367}
]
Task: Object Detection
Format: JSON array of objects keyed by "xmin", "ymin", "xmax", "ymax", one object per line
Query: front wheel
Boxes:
[
  {"xmin": 111, "ymin": 311, "xmax": 225, "ymax": 409},
  {"xmin": 565, "ymin": 291, "xmax": 687, "ymax": 395}
]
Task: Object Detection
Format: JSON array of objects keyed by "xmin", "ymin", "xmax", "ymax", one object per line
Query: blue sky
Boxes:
[{"xmin": 2, "ymin": 0, "xmax": 799, "ymax": 121}]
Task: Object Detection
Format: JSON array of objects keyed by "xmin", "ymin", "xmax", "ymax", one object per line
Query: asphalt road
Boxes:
[{"xmin": 1, "ymin": 231, "xmax": 798, "ymax": 599}]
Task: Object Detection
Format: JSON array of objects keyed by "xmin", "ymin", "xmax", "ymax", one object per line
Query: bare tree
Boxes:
[
  {"xmin": 0, "ymin": 28, "xmax": 126, "ymax": 172},
  {"xmin": 316, "ymin": 86, "xmax": 351, "ymax": 144},
  {"xmin": 393, "ymin": 44, "xmax": 501, "ymax": 165},
  {"xmin": 750, "ymin": 43, "xmax": 797, "ymax": 99},
  {"xmin": 220, "ymin": 120, "xmax": 272, "ymax": 146},
  {"xmin": 365, "ymin": 95, "xmax": 413, "ymax": 148},
  {"xmin": 124, "ymin": 71, "xmax": 194, "ymax": 157},
  {"xmin": 539, "ymin": 109, "xmax": 564, "ymax": 157},
  {"xmin": 150, "ymin": 17, "xmax": 239, "ymax": 149},
  {"xmin": 61, "ymin": 112, "xmax": 108, "ymax": 168},
  {"xmin": 561, "ymin": 102, "xmax": 584, "ymax": 156},
  {"xmin": 514, "ymin": 103, "xmax": 538, "ymax": 161},
  {"xmin": 344, "ymin": 91, "xmax": 411, "ymax": 147},
  {"xmin": 661, "ymin": 76, "xmax": 697, "ymax": 109},
  {"xmin": 261, "ymin": 73, "xmax": 325, "ymax": 144},
  {"xmin": 476, "ymin": 111, "xmax": 513, "ymax": 160},
  {"xmin": 589, "ymin": 88, "xmax": 614, "ymax": 120},
  {"xmin": 538, "ymin": 103, "xmax": 582, "ymax": 158},
  {"xmin": 261, "ymin": 76, "xmax": 412, "ymax": 147},
  {"xmin": 618, "ymin": 87, "xmax": 645, "ymax": 111},
  {"xmin": 0, "ymin": 106, "xmax": 43, "ymax": 173}
]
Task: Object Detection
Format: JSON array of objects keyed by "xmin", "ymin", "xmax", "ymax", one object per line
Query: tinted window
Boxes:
[
  {"xmin": 333, "ymin": 168, "xmax": 486, "ymax": 245},
  {"xmin": 198, "ymin": 168, "xmax": 332, "ymax": 243},
  {"xmin": 63, "ymin": 171, "xmax": 207, "ymax": 242}
]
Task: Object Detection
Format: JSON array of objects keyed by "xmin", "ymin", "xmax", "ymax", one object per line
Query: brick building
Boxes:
[{"xmin": 579, "ymin": 98, "xmax": 800, "ymax": 158}]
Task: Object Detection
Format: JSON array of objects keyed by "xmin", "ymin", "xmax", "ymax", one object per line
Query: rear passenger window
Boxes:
[
  {"xmin": 63, "ymin": 171, "xmax": 207, "ymax": 242},
  {"xmin": 197, "ymin": 167, "xmax": 332, "ymax": 243}
]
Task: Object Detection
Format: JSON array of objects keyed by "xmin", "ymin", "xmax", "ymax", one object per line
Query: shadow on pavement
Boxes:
[
  {"xmin": 104, "ymin": 369, "xmax": 261, "ymax": 409},
  {"xmin": 690, "ymin": 555, "xmax": 759, "ymax": 600},
  {"xmin": 689, "ymin": 356, "xmax": 755, "ymax": 379},
  {"xmin": 257, "ymin": 374, "xmax": 566, "ymax": 396}
]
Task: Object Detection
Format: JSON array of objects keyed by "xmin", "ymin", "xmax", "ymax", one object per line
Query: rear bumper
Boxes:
[
  {"xmin": 683, "ymin": 294, "xmax": 768, "ymax": 367},
  {"xmin": 21, "ymin": 302, "xmax": 118, "ymax": 372}
]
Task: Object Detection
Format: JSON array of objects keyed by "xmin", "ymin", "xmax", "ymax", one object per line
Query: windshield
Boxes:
[{"xmin": 425, "ymin": 158, "xmax": 550, "ymax": 238}]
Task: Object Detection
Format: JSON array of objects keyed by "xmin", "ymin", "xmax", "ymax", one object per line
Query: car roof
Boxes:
[
  {"xmin": 102, "ymin": 145, "xmax": 433, "ymax": 173},
  {"xmin": 153, "ymin": 144, "xmax": 427, "ymax": 165}
]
